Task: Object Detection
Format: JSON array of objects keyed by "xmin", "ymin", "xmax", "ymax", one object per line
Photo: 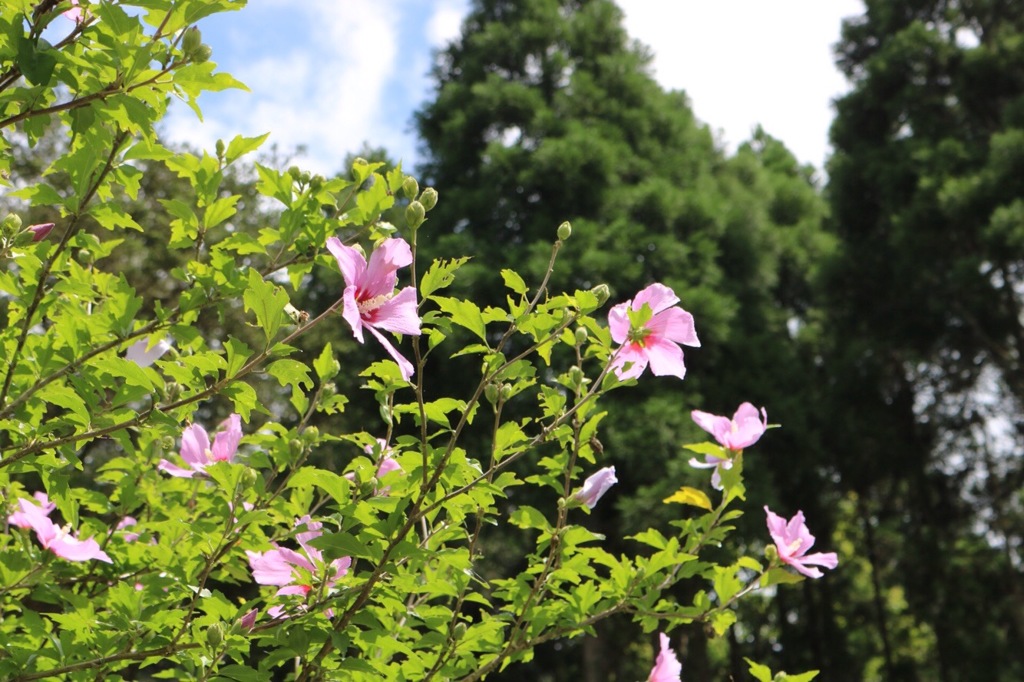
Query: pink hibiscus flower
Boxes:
[
  {"xmin": 647, "ymin": 632, "xmax": 682, "ymax": 682},
  {"xmin": 158, "ymin": 413, "xmax": 242, "ymax": 478},
  {"xmin": 574, "ymin": 466, "xmax": 618, "ymax": 509},
  {"xmin": 691, "ymin": 402, "xmax": 768, "ymax": 451},
  {"xmin": 246, "ymin": 516, "xmax": 351, "ymax": 614},
  {"xmin": 125, "ymin": 337, "xmax": 172, "ymax": 367},
  {"xmin": 764, "ymin": 507, "xmax": 839, "ymax": 579},
  {"xmin": 7, "ymin": 494, "xmax": 112, "ymax": 563},
  {"xmin": 326, "ymin": 236, "xmax": 421, "ymax": 380},
  {"xmin": 608, "ymin": 283, "xmax": 699, "ymax": 380}
]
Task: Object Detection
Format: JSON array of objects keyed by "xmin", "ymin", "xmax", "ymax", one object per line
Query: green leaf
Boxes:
[
  {"xmin": 420, "ymin": 257, "xmax": 468, "ymax": 297},
  {"xmin": 508, "ymin": 505, "xmax": 552, "ymax": 532},
  {"xmin": 267, "ymin": 359, "xmax": 313, "ymax": 390},
  {"xmin": 243, "ymin": 269, "xmax": 290, "ymax": 344},
  {"xmin": 224, "ymin": 133, "xmax": 270, "ymax": 164},
  {"xmin": 16, "ymin": 35, "xmax": 56, "ymax": 86},
  {"xmin": 309, "ymin": 531, "xmax": 381, "ymax": 562},
  {"xmin": 224, "ymin": 336, "xmax": 251, "ymax": 378},
  {"xmin": 314, "ymin": 343, "xmax": 339, "ymax": 381},
  {"xmin": 433, "ymin": 296, "xmax": 488, "ymax": 342},
  {"xmin": 745, "ymin": 658, "xmax": 774, "ymax": 682},
  {"xmin": 500, "ymin": 269, "xmax": 528, "ymax": 295},
  {"xmin": 203, "ymin": 195, "xmax": 239, "ymax": 230}
]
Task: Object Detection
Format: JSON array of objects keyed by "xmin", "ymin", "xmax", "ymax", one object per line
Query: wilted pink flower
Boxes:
[
  {"xmin": 608, "ymin": 283, "xmax": 699, "ymax": 380},
  {"xmin": 326, "ymin": 237, "xmax": 421, "ymax": 380},
  {"xmin": 692, "ymin": 403, "xmax": 768, "ymax": 451},
  {"xmin": 125, "ymin": 337, "xmax": 172, "ymax": 367},
  {"xmin": 7, "ymin": 494, "xmax": 112, "ymax": 563},
  {"xmin": 574, "ymin": 466, "xmax": 617, "ymax": 509},
  {"xmin": 158, "ymin": 413, "xmax": 242, "ymax": 478},
  {"xmin": 648, "ymin": 632, "xmax": 682, "ymax": 682},
  {"xmin": 27, "ymin": 222, "xmax": 54, "ymax": 242},
  {"xmin": 764, "ymin": 507, "xmax": 839, "ymax": 579},
  {"xmin": 246, "ymin": 516, "xmax": 351, "ymax": 608},
  {"xmin": 687, "ymin": 452, "xmax": 733, "ymax": 491}
]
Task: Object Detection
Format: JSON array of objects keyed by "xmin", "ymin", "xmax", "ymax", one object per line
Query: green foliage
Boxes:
[{"xmin": 0, "ymin": 1, "xmax": 830, "ymax": 680}]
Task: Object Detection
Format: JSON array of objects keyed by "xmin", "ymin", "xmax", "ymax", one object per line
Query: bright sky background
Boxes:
[{"xmin": 163, "ymin": 0, "xmax": 865, "ymax": 177}]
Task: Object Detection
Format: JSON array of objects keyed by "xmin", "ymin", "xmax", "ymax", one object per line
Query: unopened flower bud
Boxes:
[
  {"xmin": 182, "ymin": 27, "xmax": 202, "ymax": 54},
  {"xmin": 453, "ymin": 622, "xmax": 468, "ymax": 640},
  {"xmin": 765, "ymin": 543, "xmax": 778, "ymax": 562},
  {"xmin": 237, "ymin": 608, "xmax": 258, "ymax": 633},
  {"xmin": 419, "ymin": 187, "xmax": 438, "ymax": 211},
  {"xmin": 160, "ymin": 435, "xmax": 176, "ymax": 451},
  {"xmin": 402, "ymin": 176, "xmax": 419, "ymax": 199},
  {"xmin": 2, "ymin": 214, "xmax": 22, "ymax": 235},
  {"xmin": 215, "ymin": 139, "xmax": 225, "ymax": 159},
  {"xmin": 28, "ymin": 222, "xmax": 54, "ymax": 242},
  {"xmin": 288, "ymin": 439, "xmax": 303, "ymax": 456},
  {"xmin": 557, "ymin": 221, "xmax": 571, "ymax": 241},
  {"xmin": 499, "ymin": 384, "xmax": 513, "ymax": 402},
  {"xmin": 192, "ymin": 45, "xmax": 212, "ymax": 64},
  {"xmin": 239, "ymin": 468, "xmax": 259, "ymax": 489},
  {"xmin": 574, "ymin": 327, "xmax": 588, "ymax": 346},
  {"xmin": 165, "ymin": 382, "xmax": 181, "ymax": 402},
  {"xmin": 206, "ymin": 622, "xmax": 225, "ymax": 649},
  {"xmin": 406, "ymin": 200, "xmax": 425, "ymax": 230},
  {"xmin": 568, "ymin": 366, "xmax": 584, "ymax": 387},
  {"xmin": 288, "ymin": 166, "xmax": 302, "ymax": 181},
  {"xmin": 303, "ymin": 426, "xmax": 319, "ymax": 442},
  {"xmin": 76, "ymin": 248, "xmax": 93, "ymax": 266},
  {"xmin": 484, "ymin": 383, "xmax": 500, "ymax": 405},
  {"xmin": 590, "ymin": 284, "xmax": 610, "ymax": 306}
]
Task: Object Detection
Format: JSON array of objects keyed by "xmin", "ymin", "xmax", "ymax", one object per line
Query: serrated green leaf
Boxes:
[
  {"xmin": 224, "ymin": 133, "xmax": 270, "ymax": 164},
  {"xmin": 500, "ymin": 269, "xmax": 528, "ymax": 295},
  {"xmin": 243, "ymin": 269, "xmax": 290, "ymax": 344},
  {"xmin": 314, "ymin": 343, "xmax": 339, "ymax": 381},
  {"xmin": 420, "ymin": 257, "xmax": 468, "ymax": 297},
  {"xmin": 434, "ymin": 296, "xmax": 487, "ymax": 342}
]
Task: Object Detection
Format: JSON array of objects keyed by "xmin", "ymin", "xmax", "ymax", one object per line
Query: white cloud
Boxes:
[
  {"xmin": 427, "ymin": 0, "xmax": 468, "ymax": 46},
  {"xmin": 619, "ymin": 0, "xmax": 865, "ymax": 169}
]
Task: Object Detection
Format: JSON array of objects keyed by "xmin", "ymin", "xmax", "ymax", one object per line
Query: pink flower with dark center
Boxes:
[
  {"xmin": 326, "ymin": 237, "xmax": 421, "ymax": 380},
  {"xmin": 125, "ymin": 337, "xmax": 172, "ymax": 367},
  {"xmin": 7, "ymin": 494, "xmax": 112, "ymax": 563},
  {"xmin": 647, "ymin": 632, "xmax": 682, "ymax": 682},
  {"xmin": 764, "ymin": 507, "xmax": 839, "ymax": 579},
  {"xmin": 246, "ymin": 516, "xmax": 351, "ymax": 605},
  {"xmin": 574, "ymin": 466, "xmax": 617, "ymax": 509},
  {"xmin": 28, "ymin": 222, "xmax": 54, "ymax": 241},
  {"xmin": 608, "ymin": 283, "xmax": 699, "ymax": 380},
  {"xmin": 691, "ymin": 403, "xmax": 768, "ymax": 451},
  {"xmin": 158, "ymin": 413, "xmax": 242, "ymax": 478}
]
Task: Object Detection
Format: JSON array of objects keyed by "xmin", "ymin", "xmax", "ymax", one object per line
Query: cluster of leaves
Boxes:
[{"xmin": 0, "ymin": 1, "xmax": 829, "ymax": 680}]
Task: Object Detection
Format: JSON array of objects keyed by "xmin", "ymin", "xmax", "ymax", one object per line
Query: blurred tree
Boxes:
[
  {"xmin": 825, "ymin": 0, "xmax": 1024, "ymax": 679},
  {"xmin": 416, "ymin": 1, "xmax": 834, "ymax": 679}
]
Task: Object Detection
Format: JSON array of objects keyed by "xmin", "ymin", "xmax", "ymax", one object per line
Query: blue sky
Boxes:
[{"xmin": 163, "ymin": 0, "xmax": 864, "ymax": 177}]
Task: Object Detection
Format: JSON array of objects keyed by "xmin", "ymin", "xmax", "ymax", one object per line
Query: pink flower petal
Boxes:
[
  {"xmin": 366, "ymin": 325, "xmax": 416, "ymax": 381},
  {"xmin": 644, "ymin": 337, "xmax": 688, "ymax": 379},
  {"xmin": 647, "ymin": 632, "xmax": 682, "ymax": 681},
  {"xmin": 633, "ymin": 283, "xmax": 680, "ymax": 315},
  {"xmin": 326, "ymin": 237, "xmax": 366, "ymax": 290},
  {"xmin": 211, "ymin": 414, "xmax": 242, "ymax": 462},
  {"xmin": 648, "ymin": 307, "xmax": 700, "ymax": 347},
  {"xmin": 575, "ymin": 466, "xmax": 617, "ymax": 508},
  {"xmin": 361, "ymin": 238, "xmax": 412, "ymax": 299},
  {"xmin": 180, "ymin": 423, "xmax": 210, "ymax": 468},
  {"xmin": 157, "ymin": 459, "xmax": 198, "ymax": 478},
  {"xmin": 607, "ymin": 301, "xmax": 632, "ymax": 344},
  {"xmin": 365, "ymin": 286, "xmax": 421, "ymax": 336}
]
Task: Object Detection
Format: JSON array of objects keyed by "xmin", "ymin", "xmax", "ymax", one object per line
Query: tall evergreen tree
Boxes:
[
  {"xmin": 416, "ymin": 1, "xmax": 833, "ymax": 679},
  {"xmin": 825, "ymin": 1, "xmax": 1024, "ymax": 679}
]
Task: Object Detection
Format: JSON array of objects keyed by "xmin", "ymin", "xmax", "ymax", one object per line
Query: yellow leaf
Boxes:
[{"xmin": 663, "ymin": 486, "xmax": 713, "ymax": 511}]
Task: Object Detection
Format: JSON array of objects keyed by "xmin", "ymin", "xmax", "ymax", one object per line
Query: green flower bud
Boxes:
[
  {"xmin": 2, "ymin": 214, "xmax": 22, "ymax": 235},
  {"xmin": 288, "ymin": 439, "xmax": 303, "ymax": 456},
  {"xmin": 205, "ymin": 622, "xmax": 225, "ymax": 649},
  {"xmin": 402, "ymin": 176, "xmax": 419, "ymax": 199},
  {"xmin": 574, "ymin": 327, "xmax": 588, "ymax": 346},
  {"xmin": 484, "ymin": 383, "xmax": 500, "ymax": 405},
  {"xmin": 76, "ymin": 248, "xmax": 93, "ymax": 266},
  {"xmin": 164, "ymin": 382, "xmax": 181, "ymax": 403},
  {"xmin": 557, "ymin": 221, "xmax": 572, "ymax": 241},
  {"xmin": 215, "ymin": 139, "xmax": 225, "ymax": 160},
  {"xmin": 239, "ymin": 468, "xmax": 259, "ymax": 490},
  {"xmin": 160, "ymin": 435, "xmax": 176, "ymax": 451},
  {"xmin": 182, "ymin": 27, "xmax": 202, "ymax": 54},
  {"xmin": 288, "ymin": 166, "xmax": 302, "ymax": 181},
  {"xmin": 765, "ymin": 544, "xmax": 779, "ymax": 562},
  {"xmin": 590, "ymin": 284, "xmax": 610, "ymax": 306},
  {"xmin": 192, "ymin": 45, "xmax": 212, "ymax": 64},
  {"xmin": 499, "ymin": 384, "xmax": 513, "ymax": 402},
  {"xmin": 568, "ymin": 366, "xmax": 584, "ymax": 387},
  {"xmin": 453, "ymin": 622, "xmax": 468, "ymax": 640},
  {"xmin": 406, "ymin": 200, "xmax": 426, "ymax": 230},
  {"xmin": 419, "ymin": 187, "xmax": 438, "ymax": 211}
]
